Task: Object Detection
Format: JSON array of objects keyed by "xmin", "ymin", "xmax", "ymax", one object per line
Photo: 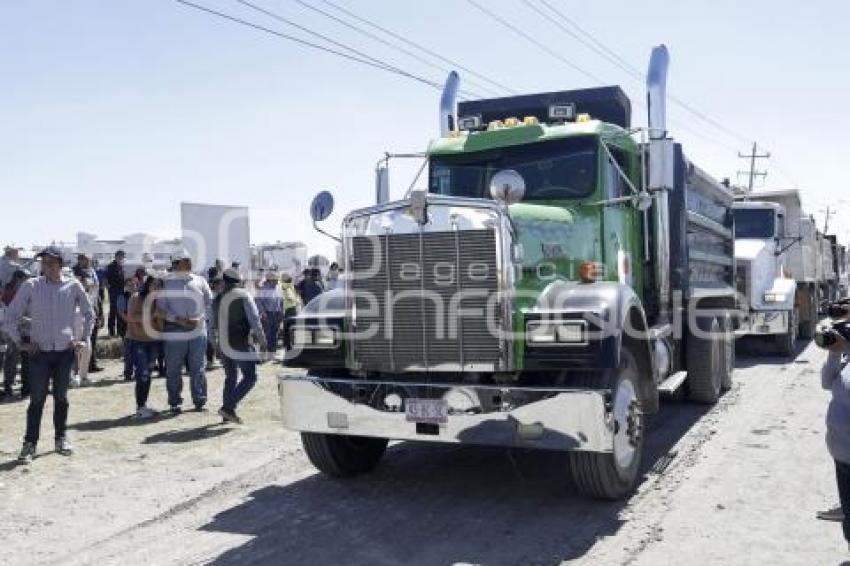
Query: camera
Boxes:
[{"xmin": 815, "ymin": 320, "xmax": 850, "ymax": 349}]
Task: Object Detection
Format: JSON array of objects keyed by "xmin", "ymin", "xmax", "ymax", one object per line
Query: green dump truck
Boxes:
[{"xmin": 280, "ymin": 45, "xmax": 737, "ymax": 499}]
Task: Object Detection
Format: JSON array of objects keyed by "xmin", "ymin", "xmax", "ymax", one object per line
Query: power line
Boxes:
[
  {"xmin": 467, "ymin": 0, "xmax": 736, "ymax": 153},
  {"xmin": 232, "ymin": 0, "xmax": 482, "ymax": 98},
  {"xmin": 291, "ymin": 0, "xmax": 502, "ymax": 97},
  {"xmin": 465, "ymin": 0, "xmax": 607, "ymax": 86},
  {"xmin": 528, "ymin": 0, "xmax": 753, "ymax": 146},
  {"xmin": 319, "ymin": 0, "xmax": 518, "ymax": 95},
  {"xmin": 173, "ymin": 0, "xmax": 465, "ymax": 99}
]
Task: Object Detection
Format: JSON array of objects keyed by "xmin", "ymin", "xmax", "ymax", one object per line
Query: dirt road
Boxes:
[{"xmin": 0, "ymin": 340, "xmax": 846, "ymax": 565}]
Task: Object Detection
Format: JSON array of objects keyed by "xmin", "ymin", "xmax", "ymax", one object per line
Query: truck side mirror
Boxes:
[
  {"xmin": 310, "ymin": 191, "xmax": 335, "ymax": 222},
  {"xmin": 309, "ymin": 191, "xmax": 341, "ymax": 243}
]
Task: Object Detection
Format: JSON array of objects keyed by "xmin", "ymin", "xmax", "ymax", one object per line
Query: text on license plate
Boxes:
[{"xmin": 405, "ymin": 398, "xmax": 448, "ymax": 424}]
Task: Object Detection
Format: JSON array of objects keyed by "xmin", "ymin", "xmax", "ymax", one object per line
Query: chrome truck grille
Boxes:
[{"xmin": 349, "ymin": 229, "xmax": 501, "ymax": 372}]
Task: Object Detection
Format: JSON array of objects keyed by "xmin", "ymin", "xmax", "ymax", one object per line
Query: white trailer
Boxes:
[
  {"xmin": 736, "ymin": 190, "xmax": 821, "ymax": 340},
  {"xmin": 180, "ymin": 202, "xmax": 251, "ymax": 273},
  {"xmin": 253, "ymin": 241, "xmax": 308, "ymax": 276}
]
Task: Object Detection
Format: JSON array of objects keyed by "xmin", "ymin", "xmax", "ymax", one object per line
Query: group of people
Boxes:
[{"xmin": 0, "ymin": 244, "xmax": 339, "ymax": 465}]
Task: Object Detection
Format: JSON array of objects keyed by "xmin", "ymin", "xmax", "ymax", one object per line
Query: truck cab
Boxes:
[
  {"xmin": 732, "ymin": 201, "xmax": 797, "ymax": 354},
  {"xmin": 280, "ymin": 46, "xmax": 737, "ymax": 500}
]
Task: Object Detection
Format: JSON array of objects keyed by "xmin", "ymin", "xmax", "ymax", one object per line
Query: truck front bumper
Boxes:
[
  {"xmin": 735, "ymin": 310, "xmax": 788, "ymax": 336},
  {"xmin": 278, "ymin": 375, "xmax": 615, "ymax": 453}
]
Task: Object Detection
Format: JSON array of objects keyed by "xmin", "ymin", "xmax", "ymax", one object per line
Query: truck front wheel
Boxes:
[
  {"xmin": 301, "ymin": 433, "xmax": 388, "ymax": 477},
  {"xmin": 775, "ymin": 308, "xmax": 798, "ymax": 357},
  {"xmin": 569, "ymin": 348, "xmax": 644, "ymax": 500}
]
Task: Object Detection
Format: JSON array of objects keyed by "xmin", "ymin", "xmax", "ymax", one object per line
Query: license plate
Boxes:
[{"xmin": 405, "ymin": 398, "xmax": 448, "ymax": 425}]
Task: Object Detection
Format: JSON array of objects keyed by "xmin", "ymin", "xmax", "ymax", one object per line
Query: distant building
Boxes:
[
  {"xmin": 252, "ymin": 241, "xmax": 308, "ymax": 276},
  {"xmin": 76, "ymin": 232, "xmax": 183, "ymax": 271}
]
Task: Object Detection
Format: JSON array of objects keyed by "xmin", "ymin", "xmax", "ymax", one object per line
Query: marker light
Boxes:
[
  {"xmin": 504, "ymin": 117, "xmax": 519, "ymax": 127},
  {"xmin": 548, "ymin": 103, "xmax": 576, "ymax": 121},
  {"xmin": 458, "ymin": 115, "xmax": 482, "ymax": 131},
  {"xmin": 522, "ymin": 116, "xmax": 539, "ymax": 126},
  {"xmin": 487, "ymin": 120, "xmax": 505, "ymax": 131},
  {"xmin": 576, "ymin": 113, "xmax": 592, "ymax": 123}
]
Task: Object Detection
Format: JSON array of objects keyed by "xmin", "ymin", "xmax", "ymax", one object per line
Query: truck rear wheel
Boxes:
[
  {"xmin": 687, "ymin": 316, "xmax": 722, "ymax": 404},
  {"xmin": 301, "ymin": 433, "xmax": 388, "ymax": 477},
  {"xmin": 569, "ymin": 349, "xmax": 644, "ymax": 500},
  {"xmin": 775, "ymin": 308, "xmax": 798, "ymax": 357}
]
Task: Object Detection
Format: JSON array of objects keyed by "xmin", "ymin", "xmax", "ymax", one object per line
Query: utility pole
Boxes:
[
  {"xmin": 737, "ymin": 142, "xmax": 771, "ymax": 193},
  {"xmin": 823, "ymin": 206, "xmax": 835, "ymax": 233}
]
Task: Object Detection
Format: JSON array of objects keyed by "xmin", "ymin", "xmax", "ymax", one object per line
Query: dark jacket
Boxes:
[
  {"xmin": 213, "ymin": 287, "xmax": 262, "ymax": 353},
  {"xmin": 106, "ymin": 260, "xmax": 125, "ymax": 291}
]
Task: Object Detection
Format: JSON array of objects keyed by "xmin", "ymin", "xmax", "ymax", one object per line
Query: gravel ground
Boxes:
[{"xmin": 0, "ymin": 340, "xmax": 847, "ymax": 565}]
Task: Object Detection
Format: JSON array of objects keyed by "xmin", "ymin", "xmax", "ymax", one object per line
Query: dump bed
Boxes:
[{"xmin": 667, "ymin": 144, "xmax": 736, "ymax": 301}]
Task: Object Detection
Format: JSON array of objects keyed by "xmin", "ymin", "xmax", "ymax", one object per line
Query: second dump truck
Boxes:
[
  {"xmin": 281, "ymin": 46, "xmax": 737, "ymax": 500},
  {"xmin": 732, "ymin": 190, "xmax": 820, "ymax": 349}
]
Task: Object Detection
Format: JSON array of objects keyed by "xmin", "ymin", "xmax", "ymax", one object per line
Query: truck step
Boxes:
[{"xmin": 658, "ymin": 371, "xmax": 688, "ymax": 395}]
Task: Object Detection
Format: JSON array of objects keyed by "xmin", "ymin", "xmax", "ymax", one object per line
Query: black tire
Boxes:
[
  {"xmin": 687, "ymin": 316, "xmax": 722, "ymax": 404},
  {"xmin": 301, "ymin": 433, "xmax": 388, "ymax": 477},
  {"xmin": 569, "ymin": 349, "xmax": 644, "ymax": 500},
  {"xmin": 719, "ymin": 314, "xmax": 735, "ymax": 391},
  {"xmin": 799, "ymin": 291, "xmax": 817, "ymax": 340},
  {"xmin": 775, "ymin": 308, "xmax": 798, "ymax": 357}
]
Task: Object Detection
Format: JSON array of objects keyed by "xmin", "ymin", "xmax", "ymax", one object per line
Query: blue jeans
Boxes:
[
  {"xmin": 133, "ymin": 341, "xmax": 155, "ymax": 408},
  {"xmin": 221, "ymin": 354, "xmax": 257, "ymax": 412},
  {"xmin": 26, "ymin": 348, "xmax": 74, "ymax": 444},
  {"xmin": 123, "ymin": 338, "xmax": 135, "ymax": 378},
  {"xmin": 264, "ymin": 311, "xmax": 283, "ymax": 352},
  {"xmin": 164, "ymin": 334, "xmax": 207, "ymax": 408}
]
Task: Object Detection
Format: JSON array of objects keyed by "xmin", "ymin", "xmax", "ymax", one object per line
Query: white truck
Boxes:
[
  {"xmin": 736, "ymin": 190, "xmax": 826, "ymax": 339},
  {"xmin": 733, "ymin": 195, "xmax": 800, "ymax": 356}
]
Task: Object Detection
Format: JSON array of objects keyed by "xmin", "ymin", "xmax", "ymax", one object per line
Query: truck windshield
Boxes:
[
  {"xmin": 428, "ymin": 137, "xmax": 597, "ymax": 200},
  {"xmin": 734, "ymin": 208, "xmax": 775, "ymax": 238}
]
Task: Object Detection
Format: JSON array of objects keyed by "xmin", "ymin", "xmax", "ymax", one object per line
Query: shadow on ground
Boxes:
[
  {"xmin": 735, "ymin": 336, "xmax": 811, "ymax": 368},
  {"xmin": 196, "ymin": 398, "xmax": 712, "ymax": 565},
  {"xmin": 143, "ymin": 424, "xmax": 231, "ymax": 445}
]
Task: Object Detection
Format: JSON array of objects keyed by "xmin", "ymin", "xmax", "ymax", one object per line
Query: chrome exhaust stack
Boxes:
[
  {"xmin": 439, "ymin": 71, "xmax": 460, "ymax": 137},
  {"xmin": 647, "ymin": 45, "xmax": 673, "ymax": 320}
]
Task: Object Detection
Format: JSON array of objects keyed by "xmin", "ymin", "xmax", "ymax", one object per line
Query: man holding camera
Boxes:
[{"xmin": 818, "ymin": 299, "xmax": 850, "ymax": 547}]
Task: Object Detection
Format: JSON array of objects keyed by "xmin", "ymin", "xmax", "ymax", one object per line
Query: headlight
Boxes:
[
  {"xmin": 292, "ymin": 328, "xmax": 313, "ymax": 346},
  {"xmin": 556, "ymin": 323, "xmax": 585, "ymax": 343},
  {"xmin": 314, "ymin": 328, "xmax": 336, "ymax": 346},
  {"xmin": 526, "ymin": 321, "xmax": 585, "ymax": 345},
  {"xmin": 763, "ymin": 292, "xmax": 787, "ymax": 303},
  {"xmin": 292, "ymin": 327, "xmax": 338, "ymax": 347}
]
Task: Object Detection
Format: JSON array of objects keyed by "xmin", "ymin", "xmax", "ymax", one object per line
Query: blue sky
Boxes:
[{"xmin": 3, "ymin": 0, "xmax": 849, "ymax": 258}]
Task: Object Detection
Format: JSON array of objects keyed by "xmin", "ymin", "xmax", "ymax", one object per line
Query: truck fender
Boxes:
[{"xmin": 533, "ymin": 281, "xmax": 656, "ymax": 401}]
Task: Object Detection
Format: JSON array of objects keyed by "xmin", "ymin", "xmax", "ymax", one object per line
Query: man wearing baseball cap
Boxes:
[
  {"xmin": 157, "ymin": 251, "xmax": 213, "ymax": 413},
  {"xmin": 3, "ymin": 246, "xmax": 94, "ymax": 464},
  {"xmin": 211, "ymin": 268, "xmax": 265, "ymax": 423}
]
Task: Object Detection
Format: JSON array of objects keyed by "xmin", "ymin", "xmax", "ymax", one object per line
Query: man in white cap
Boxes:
[{"xmin": 157, "ymin": 252, "xmax": 213, "ymax": 412}]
